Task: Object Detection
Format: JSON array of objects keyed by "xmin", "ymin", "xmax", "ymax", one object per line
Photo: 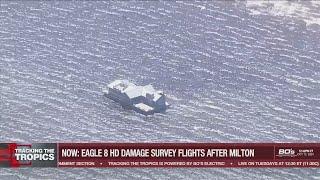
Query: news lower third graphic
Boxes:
[
  {"xmin": 0, "ymin": 143, "xmax": 57, "ymax": 167},
  {"xmin": 0, "ymin": 143, "xmax": 319, "ymax": 168}
]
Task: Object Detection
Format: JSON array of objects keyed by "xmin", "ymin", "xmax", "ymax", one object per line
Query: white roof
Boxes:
[
  {"xmin": 153, "ymin": 92, "xmax": 162, "ymax": 101},
  {"xmin": 134, "ymin": 103, "xmax": 154, "ymax": 112},
  {"xmin": 124, "ymin": 86, "xmax": 143, "ymax": 98},
  {"xmin": 143, "ymin": 85, "xmax": 155, "ymax": 93},
  {"xmin": 108, "ymin": 80, "xmax": 164, "ymax": 102},
  {"xmin": 108, "ymin": 80, "xmax": 135, "ymax": 92}
]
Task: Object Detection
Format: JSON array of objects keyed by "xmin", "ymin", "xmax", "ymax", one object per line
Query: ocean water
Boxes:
[{"xmin": 0, "ymin": 1, "xmax": 320, "ymax": 179}]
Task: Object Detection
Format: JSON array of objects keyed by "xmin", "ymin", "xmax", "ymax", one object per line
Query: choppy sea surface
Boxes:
[{"xmin": 1, "ymin": 1, "xmax": 320, "ymax": 179}]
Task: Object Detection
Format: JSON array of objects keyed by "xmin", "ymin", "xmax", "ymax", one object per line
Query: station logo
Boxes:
[
  {"xmin": 276, "ymin": 147, "xmax": 316, "ymax": 158},
  {"xmin": 277, "ymin": 148, "xmax": 296, "ymax": 158}
]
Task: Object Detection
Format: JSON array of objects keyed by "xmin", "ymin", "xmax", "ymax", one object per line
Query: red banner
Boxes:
[
  {"xmin": 1, "ymin": 143, "xmax": 319, "ymax": 168},
  {"xmin": 57, "ymin": 143, "xmax": 320, "ymax": 168}
]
